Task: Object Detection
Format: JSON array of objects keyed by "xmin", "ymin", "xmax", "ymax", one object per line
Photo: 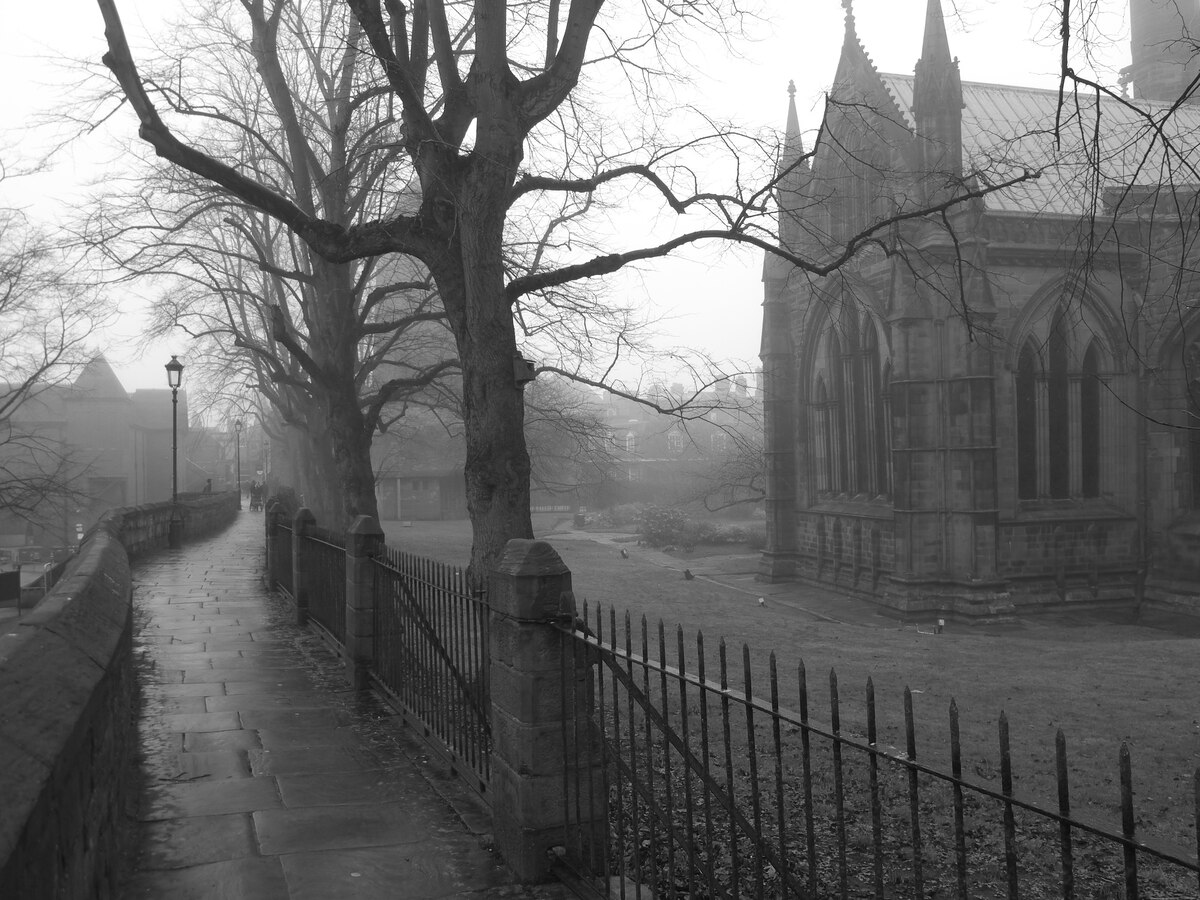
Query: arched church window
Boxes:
[
  {"xmin": 1185, "ymin": 341, "xmax": 1200, "ymax": 508},
  {"xmin": 1016, "ymin": 344, "xmax": 1038, "ymax": 500},
  {"xmin": 879, "ymin": 363, "xmax": 893, "ymax": 495},
  {"xmin": 827, "ymin": 332, "xmax": 846, "ymax": 492},
  {"xmin": 1015, "ymin": 302, "xmax": 1108, "ymax": 502},
  {"xmin": 814, "ymin": 379, "xmax": 833, "ymax": 494},
  {"xmin": 844, "ymin": 322, "xmax": 865, "ymax": 488},
  {"xmin": 1048, "ymin": 308, "xmax": 1070, "ymax": 498},
  {"xmin": 811, "ymin": 315, "xmax": 890, "ymax": 498},
  {"xmin": 1081, "ymin": 342, "xmax": 1101, "ymax": 498}
]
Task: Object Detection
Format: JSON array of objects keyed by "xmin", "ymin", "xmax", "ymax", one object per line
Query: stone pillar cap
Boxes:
[{"xmin": 497, "ymin": 539, "xmax": 568, "ymax": 577}]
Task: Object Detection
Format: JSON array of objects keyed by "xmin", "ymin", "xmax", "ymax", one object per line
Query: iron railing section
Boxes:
[
  {"xmin": 557, "ymin": 603, "xmax": 1200, "ymax": 900},
  {"xmin": 370, "ymin": 546, "xmax": 491, "ymax": 796},
  {"xmin": 301, "ymin": 526, "xmax": 346, "ymax": 644},
  {"xmin": 271, "ymin": 522, "xmax": 294, "ymax": 598}
]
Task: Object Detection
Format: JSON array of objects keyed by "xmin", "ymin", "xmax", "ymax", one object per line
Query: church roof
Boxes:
[
  {"xmin": 70, "ymin": 355, "xmax": 131, "ymax": 401},
  {"xmin": 881, "ymin": 73, "xmax": 1200, "ymax": 216}
]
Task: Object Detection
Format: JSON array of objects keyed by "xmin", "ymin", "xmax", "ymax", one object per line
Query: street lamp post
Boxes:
[
  {"xmin": 234, "ymin": 418, "xmax": 243, "ymax": 509},
  {"xmin": 165, "ymin": 356, "xmax": 184, "ymax": 548}
]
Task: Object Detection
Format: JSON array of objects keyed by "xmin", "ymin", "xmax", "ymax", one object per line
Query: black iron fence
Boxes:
[
  {"xmin": 266, "ymin": 506, "xmax": 490, "ymax": 795},
  {"xmin": 303, "ymin": 525, "xmax": 346, "ymax": 644},
  {"xmin": 556, "ymin": 603, "xmax": 1200, "ymax": 900},
  {"xmin": 263, "ymin": 512, "xmax": 1199, "ymax": 897},
  {"xmin": 370, "ymin": 547, "xmax": 491, "ymax": 796},
  {"xmin": 270, "ymin": 520, "xmax": 294, "ymax": 598}
]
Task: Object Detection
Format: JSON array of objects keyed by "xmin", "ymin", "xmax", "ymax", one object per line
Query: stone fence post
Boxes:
[
  {"xmin": 489, "ymin": 539, "xmax": 607, "ymax": 881},
  {"xmin": 344, "ymin": 515, "xmax": 384, "ymax": 690},
  {"xmin": 291, "ymin": 507, "xmax": 315, "ymax": 626}
]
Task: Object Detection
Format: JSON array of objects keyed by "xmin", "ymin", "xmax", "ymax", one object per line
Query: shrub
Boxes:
[
  {"xmin": 605, "ymin": 504, "xmax": 644, "ymax": 528},
  {"xmin": 638, "ymin": 506, "xmax": 688, "ymax": 547}
]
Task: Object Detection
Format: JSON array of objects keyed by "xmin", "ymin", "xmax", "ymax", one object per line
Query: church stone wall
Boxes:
[{"xmin": 792, "ymin": 509, "xmax": 895, "ymax": 599}]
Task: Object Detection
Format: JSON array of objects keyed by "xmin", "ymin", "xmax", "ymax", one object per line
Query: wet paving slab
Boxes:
[{"xmin": 121, "ymin": 512, "xmax": 568, "ymax": 900}]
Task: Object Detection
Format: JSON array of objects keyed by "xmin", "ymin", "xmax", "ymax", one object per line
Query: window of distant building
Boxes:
[
  {"xmin": 1014, "ymin": 301, "xmax": 1108, "ymax": 501},
  {"xmin": 710, "ymin": 433, "xmax": 729, "ymax": 454},
  {"xmin": 810, "ymin": 310, "xmax": 890, "ymax": 497},
  {"xmin": 624, "ymin": 432, "xmax": 637, "ymax": 454},
  {"xmin": 667, "ymin": 430, "xmax": 683, "ymax": 453}
]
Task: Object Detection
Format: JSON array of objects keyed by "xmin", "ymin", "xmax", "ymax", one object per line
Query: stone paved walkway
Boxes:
[{"xmin": 120, "ymin": 512, "xmax": 567, "ymax": 900}]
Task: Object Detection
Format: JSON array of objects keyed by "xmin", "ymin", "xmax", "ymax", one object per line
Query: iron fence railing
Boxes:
[
  {"xmin": 371, "ymin": 547, "xmax": 491, "ymax": 796},
  {"xmin": 302, "ymin": 525, "xmax": 346, "ymax": 644},
  {"xmin": 557, "ymin": 603, "xmax": 1200, "ymax": 900},
  {"xmin": 272, "ymin": 522, "xmax": 294, "ymax": 598}
]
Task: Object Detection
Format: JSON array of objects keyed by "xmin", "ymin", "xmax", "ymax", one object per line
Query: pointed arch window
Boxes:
[
  {"xmin": 812, "ymin": 315, "xmax": 890, "ymax": 497},
  {"xmin": 1081, "ymin": 342, "xmax": 1101, "ymax": 498},
  {"xmin": 814, "ymin": 379, "xmax": 833, "ymax": 494},
  {"xmin": 1048, "ymin": 309, "xmax": 1070, "ymax": 498},
  {"xmin": 1016, "ymin": 344, "xmax": 1038, "ymax": 500},
  {"xmin": 1015, "ymin": 304, "xmax": 1107, "ymax": 501}
]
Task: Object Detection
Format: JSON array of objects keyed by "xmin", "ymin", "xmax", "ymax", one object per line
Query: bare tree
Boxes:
[
  {"xmin": 95, "ymin": 0, "xmax": 1035, "ymax": 573},
  {"xmin": 0, "ymin": 197, "xmax": 111, "ymax": 531},
  {"xmin": 86, "ymin": 4, "xmax": 456, "ymax": 523}
]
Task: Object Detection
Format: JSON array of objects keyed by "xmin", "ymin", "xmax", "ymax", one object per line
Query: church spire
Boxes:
[
  {"xmin": 772, "ymin": 81, "xmax": 810, "ymax": 261},
  {"xmin": 912, "ymin": 0, "xmax": 963, "ymax": 186},
  {"xmin": 918, "ymin": 0, "xmax": 952, "ymax": 69},
  {"xmin": 778, "ymin": 80, "xmax": 806, "ymax": 178}
]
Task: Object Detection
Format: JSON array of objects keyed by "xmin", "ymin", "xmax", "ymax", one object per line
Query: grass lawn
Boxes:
[{"xmin": 382, "ymin": 515, "xmax": 1200, "ymax": 861}]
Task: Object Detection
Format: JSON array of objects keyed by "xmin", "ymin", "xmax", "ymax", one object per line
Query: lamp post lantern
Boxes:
[
  {"xmin": 234, "ymin": 418, "xmax": 243, "ymax": 509},
  {"xmin": 165, "ymin": 355, "xmax": 184, "ymax": 548}
]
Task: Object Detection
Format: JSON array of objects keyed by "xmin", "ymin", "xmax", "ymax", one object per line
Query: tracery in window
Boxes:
[
  {"xmin": 810, "ymin": 312, "xmax": 890, "ymax": 497},
  {"xmin": 1014, "ymin": 301, "xmax": 1108, "ymax": 501},
  {"xmin": 1015, "ymin": 344, "xmax": 1038, "ymax": 500}
]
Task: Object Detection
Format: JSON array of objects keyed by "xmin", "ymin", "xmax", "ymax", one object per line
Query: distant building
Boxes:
[
  {"xmin": 0, "ymin": 356, "xmax": 201, "ymax": 549},
  {"xmin": 372, "ymin": 410, "xmax": 468, "ymax": 521},
  {"xmin": 759, "ymin": 0, "xmax": 1200, "ymax": 614},
  {"xmin": 368, "ymin": 374, "xmax": 763, "ymax": 519},
  {"xmin": 594, "ymin": 379, "xmax": 762, "ymax": 510}
]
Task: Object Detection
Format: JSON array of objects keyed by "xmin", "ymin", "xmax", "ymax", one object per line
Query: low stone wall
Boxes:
[{"xmin": 0, "ymin": 494, "xmax": 238, "ymax": 899}]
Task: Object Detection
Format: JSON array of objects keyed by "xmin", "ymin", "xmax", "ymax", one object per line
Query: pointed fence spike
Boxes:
[
  {"xmin": 1194, "ymin": 768, "xmax": 1200, "ymax": 899},
  {"xmin": 1119, "ymin": 742, "xmax": 1139, "ymax": 898}
]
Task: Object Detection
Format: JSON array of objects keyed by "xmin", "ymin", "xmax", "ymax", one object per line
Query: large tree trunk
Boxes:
[
  {"xmin": 324, "ymin": 384, "xmax": 379, "ymax": 524},
  {"xmin": 301, "ymin": 419, "xmax": 342, "ymax": 523},
  {"xmin": 437, "ymin": 151, "xmax": 535, "ymax": 579},
  {"xmin": 309, "ymin": 264, "xmax": 380, "ymax": 526}
]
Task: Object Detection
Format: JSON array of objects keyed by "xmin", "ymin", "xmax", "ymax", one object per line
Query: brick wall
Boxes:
[{"xmin": 0, "ymin": 495, "xmax": 238, "ymax": 899}]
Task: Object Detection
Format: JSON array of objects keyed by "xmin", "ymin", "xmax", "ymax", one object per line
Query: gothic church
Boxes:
[{"xmin": 759, "ymin": 0, "xmax": 1200, "ymax": 615}]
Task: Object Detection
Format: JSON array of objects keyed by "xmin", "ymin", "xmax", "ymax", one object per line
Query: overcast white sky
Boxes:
[{"xmin": 0, "ymin": 0, "xmax": 1128, "ymax": 392}]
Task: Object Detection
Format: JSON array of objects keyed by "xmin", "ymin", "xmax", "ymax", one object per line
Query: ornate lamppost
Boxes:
[
  {"xmin": 234, "ymin": 418, "xmax": 243, "ymax": 509},
  {"xmin": 165, "ymin": 355, "xmax": 184, "ymax": 548}
]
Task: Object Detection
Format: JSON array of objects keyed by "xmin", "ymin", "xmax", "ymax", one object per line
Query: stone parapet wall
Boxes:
[
  {"xmin": 105, "ymin": 492, "xmax": 239, "ymax": 556},
  {"xmin": 0, "ymin": 495, "xmax": 238, "ymax": 899}
]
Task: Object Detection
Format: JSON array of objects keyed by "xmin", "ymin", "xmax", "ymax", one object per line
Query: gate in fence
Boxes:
[
  {"xmin": 555, "ymin": 603, "xmax": 1200, "ymax": 900},
  {"xmin": 269, "ymin": 517, "xmax": 293, "ymax": 597},
  {"xmin": 370, "ymin": 546, "xmax": 492, "ymax": 796},
  {"xmin": 304, "ymin": 524, "xmax": 346, "ymax": 644}
]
